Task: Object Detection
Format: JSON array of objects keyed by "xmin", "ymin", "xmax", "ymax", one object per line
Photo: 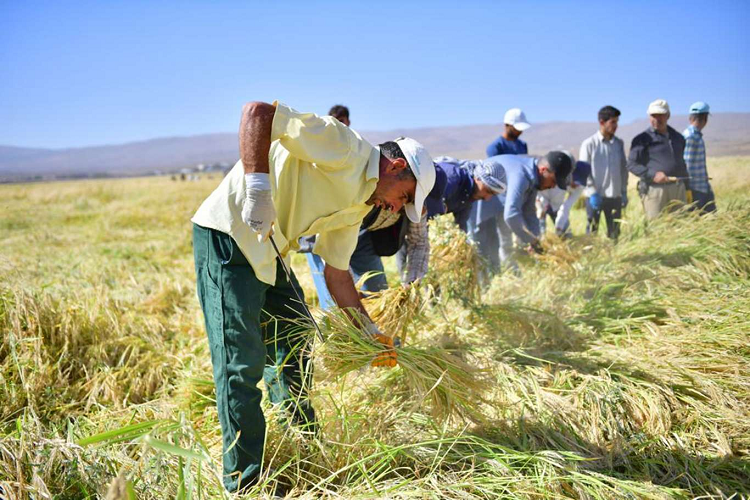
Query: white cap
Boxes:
[
  {"xmin": 394, "ymin": 137, "xmax": 436, "ymax": 223},
  {"xmin": 504, "ymin": 108, "xmax": 531, "ymax": 131},
  {"xmin": 647, "ymin": 99, "xmax": 670, "ymax": 115}
]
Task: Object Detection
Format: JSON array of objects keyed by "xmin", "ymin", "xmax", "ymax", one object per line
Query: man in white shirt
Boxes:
[
  {"xmin": 537, "ymin": 159, "xmax": 591, "ymax": 237},
  {"xmin": 579, "ymin": 105, "xmax": 628, "ymax": 240}
]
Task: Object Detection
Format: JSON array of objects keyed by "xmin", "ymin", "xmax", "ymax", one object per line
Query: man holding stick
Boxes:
[{"xmin": 627, "ymin": 99, "xmax": 689, "ymax": 220}]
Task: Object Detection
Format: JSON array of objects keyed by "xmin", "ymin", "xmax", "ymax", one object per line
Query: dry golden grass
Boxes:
[{"xmin": 1, "ymin": 157, "xmax": 749, "ymax": 498}]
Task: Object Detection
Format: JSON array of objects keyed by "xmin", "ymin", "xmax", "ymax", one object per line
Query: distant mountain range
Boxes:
[{"xmin": 1, "ymin": 113, "xmax": 748, "ymax": 182}]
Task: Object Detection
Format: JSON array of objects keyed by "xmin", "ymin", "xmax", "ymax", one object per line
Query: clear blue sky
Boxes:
[{"xmin": 2, "ymin": 0, "xmax": 748, "ymax": 149}]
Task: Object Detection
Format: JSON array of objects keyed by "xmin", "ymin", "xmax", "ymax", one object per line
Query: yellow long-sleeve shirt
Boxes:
[{"xmin": 192, "ymin": 101, "xmax": 380, "ymax": 285}]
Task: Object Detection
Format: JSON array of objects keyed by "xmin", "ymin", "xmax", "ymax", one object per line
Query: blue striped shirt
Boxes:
[{"xmin": 683, "ymin": 125, "xmax": 711, "ymax": 193}]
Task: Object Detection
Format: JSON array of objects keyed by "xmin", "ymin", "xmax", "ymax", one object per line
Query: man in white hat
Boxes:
[
  {"xmin": 191, "ymin": 100, "xmax": 435, "ymax": 492},
  {"xmin": 473, "ymin": 108, "xmax": 531, "ymax": 270},
  {"xmin": 627, "ymin": 99, "xmax": 689, "ymax": 220},
  {"xmin": 486, "ymin": 108, "xmax": 531, "ymax": 157}
]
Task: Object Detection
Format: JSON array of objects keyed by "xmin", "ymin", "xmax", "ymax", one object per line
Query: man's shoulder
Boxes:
[
  {"xmin": 489, "ymin": 154, "xmax": 525, "ymax": 166},
  {"xmin": 488, "ymin": 135, "xmax": 504, "ymax": 146},
  {"xmin": 631, "ymin": 130, "xmax": 652, "ymax": 145},
  {"xmin": 668, "ymin": 126, "xmax": 686, "ymax": 143},
  {"xmin": 582, "ymin": 132, "xmax": 599, "ymax": 146},
  {"xmin": 682, "ymin": 127, "xmax": 700, "ymax": 140},
  {"xmin": 436, "ymin": 159, "xmax": 460, "ymax": 177}
]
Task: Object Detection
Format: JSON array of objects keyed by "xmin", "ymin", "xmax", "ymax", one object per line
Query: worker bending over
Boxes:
[{"xmin": 191, "ymin": 101, "xmax": 435, "ymax": 492}]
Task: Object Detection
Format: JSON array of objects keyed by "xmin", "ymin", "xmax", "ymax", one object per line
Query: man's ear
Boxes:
[{"xmin": 385, "ymin": 157, "xmax": 408, "ymax": 175}]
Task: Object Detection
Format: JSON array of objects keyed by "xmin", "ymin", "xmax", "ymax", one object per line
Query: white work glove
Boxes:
[{"xmin": 242, "ymin": 173, "xmax": 276, "ymax": 242}]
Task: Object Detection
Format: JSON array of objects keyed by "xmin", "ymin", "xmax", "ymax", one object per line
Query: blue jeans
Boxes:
[
  {"xmin": 306, "ymin": 233, "xmax": 388, "ymax": 310},
  {"xmin": 350, "ymin": 233, "xmax": 388, "ymax": 293},
  {"xmin": 305, "ymin": 253, "xmax": 335, "ymax": 310}
]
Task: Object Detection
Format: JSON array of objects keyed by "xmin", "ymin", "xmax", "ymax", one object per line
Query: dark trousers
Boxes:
[
  {"xmin": 692, "ymin": 189, "xmax": 717, "ymax": 214},
  {"xmin": 586, "ymin": 197, "xmax": 622, "ymax": 240},
  {"xmin": 350, "ymin": 232, "xmax": 388, "ymax": 293},
  {"xmin": 193, "ymin": 224, "xmax": 314, "ymax": 492}
]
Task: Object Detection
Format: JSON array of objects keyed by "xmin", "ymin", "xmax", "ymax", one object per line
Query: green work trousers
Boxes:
[{"xmin": 192, "ymin": 224, "xmax": 315, "ymax": 493}]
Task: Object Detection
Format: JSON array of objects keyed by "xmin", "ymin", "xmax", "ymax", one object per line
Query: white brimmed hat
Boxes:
[
  {"xmin": 394, "ymin": 137, "xmax": 436, "ymax": 223},
  {"xmin": 647, "ymin": 99, "xmax": 670, "ymax": 115},
  {"xmin": 504, "ymin": 108, "xmax": 531, "ymax": 131}
]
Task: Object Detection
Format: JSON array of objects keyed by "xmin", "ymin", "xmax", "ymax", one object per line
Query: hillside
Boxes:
[{"xmin": 1, "ymin": 113, "xmax": 748, "ymax": 181}]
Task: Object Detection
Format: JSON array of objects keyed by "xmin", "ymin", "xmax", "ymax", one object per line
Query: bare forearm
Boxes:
[
  {"xmin": 239, "ymin": 101, "xmax": 276, "ymax": 175},
  {"xmin": 324, "ymin": 264, "xmax": 372, "ymax": 325}
]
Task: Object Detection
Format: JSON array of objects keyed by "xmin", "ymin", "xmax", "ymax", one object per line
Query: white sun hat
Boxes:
[
  {"xmin": 394, "ymin": 137, "xmax": 436, "ymax": 223},
  {"xmin": 647, "ymin": 99, "xmax": 670, "ymax": 115},
  {"xmin": 504, "ymin": 108, "xmax": 531, "ymax": 131}
]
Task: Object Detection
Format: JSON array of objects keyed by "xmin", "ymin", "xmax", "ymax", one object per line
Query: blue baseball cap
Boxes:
[{"xmin": 689, "ymin": 101, "xmax": 710, "ymax": 114}]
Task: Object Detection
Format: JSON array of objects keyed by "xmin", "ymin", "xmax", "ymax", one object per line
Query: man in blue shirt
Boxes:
[
  {"xmin": 476, "ymin": 152, "xmax": 572, "ymax": 269},
  {"xmin": 486, "ymin": 108, "xmax": 531, "ymax": 157},
  {"xmin": 394, "ymin": 157, "xmax": 509, "ymax": 281},
  {"xmin": 473, "ymin": 108, "xmax": 531, "ymax": 270},
  {"xmin": 426, "ymin": 157, "xmax": 507, "ymax": 227}
]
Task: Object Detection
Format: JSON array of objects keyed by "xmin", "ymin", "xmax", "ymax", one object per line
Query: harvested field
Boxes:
[{"xmin": 1, "ymin": 157, "xmax": 749, "ymax": 499}]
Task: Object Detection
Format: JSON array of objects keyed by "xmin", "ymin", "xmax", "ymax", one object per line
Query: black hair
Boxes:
[
  {"xmin": 379, "ymin": 140, "xmax": 415, "ymax": 180},
  {"xmin": 379, "ymin": 140, "xmax": 407, "ymax": 161},
  {"xmin": 598, "ymin": 105, "xmax": 621, "ymax": 123},
  {"xmin": 328, "ymin": 104, "xmax": 349, "ymax": 120},
  {"xmin": 689, "ymin": 113, "xmax": 708, "ymax": 124}
]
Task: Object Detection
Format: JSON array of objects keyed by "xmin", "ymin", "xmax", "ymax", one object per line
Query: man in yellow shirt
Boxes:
[{"xmin": 191, "ymin": 100, "xmax": 435, "ymax": 492}]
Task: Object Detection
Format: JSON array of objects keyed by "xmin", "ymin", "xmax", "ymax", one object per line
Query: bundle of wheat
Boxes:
[
  {"xmin": 425, "ymin": 215, "xmax": 482, "ymax": 303},
  {"xmin": 314, "ymin": 309, "xmax": 488, "ymax": 421},
  {"xmin": 362, "ymin": 280, "xmax": 433, "ymax": 345}
]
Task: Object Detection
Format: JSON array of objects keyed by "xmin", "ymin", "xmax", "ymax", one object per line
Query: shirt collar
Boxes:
[
  {"xmin": 532, "ymin": 158, "xmax": 541, "ymax": 188},
  {"xmin": 687, "ymin": 125, "xmax": 702, "ymax": 136},
  {"xmin": 597, "ymin": 130, "xmax": 615, "ymax": 143},
  {"xmin": 650, "ymin": 126, "xmax": 669, "ymax": 138}
]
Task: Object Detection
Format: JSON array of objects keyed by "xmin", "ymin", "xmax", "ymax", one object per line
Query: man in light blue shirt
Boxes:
[
  {"xmin": 472, "ymin": 108, "xmax": 531, "ymax": 270},
  {"xmin": 473, "ymin": 152, "xmax": 573, "ymax": 269}
]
